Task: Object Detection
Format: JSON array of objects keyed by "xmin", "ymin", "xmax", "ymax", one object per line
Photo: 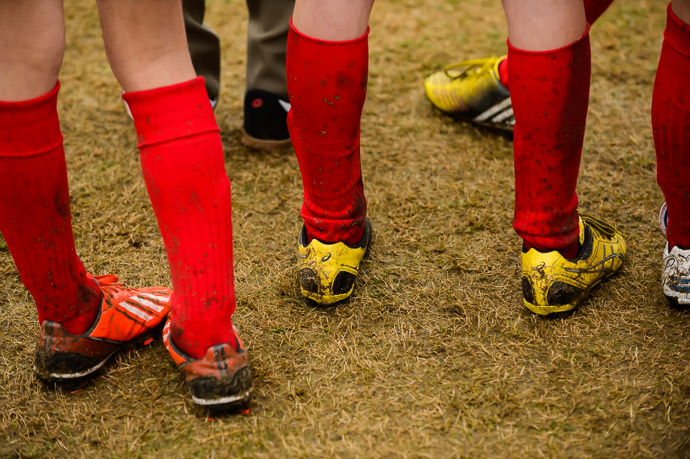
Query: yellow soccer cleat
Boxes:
[
  {"xmin": 424, "ymin": 56, "xmax": 513, "ymax": 131},
  {"xmin": 521, "ymin": 214, "xmax": 626, "ymax": 316},
  {"xmin": 297, "ymin": 219, "xmax": 372, "ymax": 305}
]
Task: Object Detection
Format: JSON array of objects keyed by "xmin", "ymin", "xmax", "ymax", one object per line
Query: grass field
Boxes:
[{"xmin": 2, "ymin": 0, "xmax": 690, "ymax": 456}]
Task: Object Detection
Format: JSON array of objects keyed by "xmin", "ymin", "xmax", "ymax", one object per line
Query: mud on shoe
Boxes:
[
  {"xmin": 162, "ymin": 319, "xmax": 252, "ymax": 411},
  {"xmin": 521, "ymin": 214, "xmax": 626, "ymax": 316},
  {"xmin": 424, "ymin": 56, "xmax": 513, "ymax": 131},
  {"xmin": 661, "ymin": 244, "xmax": 690, "ymax": 307},
  {"xmin": 659, "ymin": 202, "xmax": 690, "ymax": 307},
  {"xmin": 298, "ymin": 219, "xmax": 372, "ymax": 306},
  {"xmin": 35, "ymin": 274, "xmax": 171, "ymax": 382}
]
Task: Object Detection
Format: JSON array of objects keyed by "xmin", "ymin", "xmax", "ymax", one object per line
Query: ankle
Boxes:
[
  {"xmin": 54, "ymin": 284, "xmax": 101, "ymax": 335},
  {"xmin": 524, "ymin": 240, "xmax": 579, "ymax": 259},
  {"xmin": 170, "ymin": 318, "xmax": 238, "ymax": 359}
]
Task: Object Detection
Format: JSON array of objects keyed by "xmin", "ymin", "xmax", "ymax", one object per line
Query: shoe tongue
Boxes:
[
  {"xmin": 660, "ymin": 202, "xmax": 668, "ymax": 237},
  {"xmin": 578, "ymin": 217, "xmax": 586, "ymax": 246},
  {"xmin": 88, "ymin": 273, "xmax": 119, "ymax": 286}
]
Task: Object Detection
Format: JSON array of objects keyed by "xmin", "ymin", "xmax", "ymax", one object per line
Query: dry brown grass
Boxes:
[{"xmin": 2, "ymin": 0, "xmax": 690, "ymax": 456}]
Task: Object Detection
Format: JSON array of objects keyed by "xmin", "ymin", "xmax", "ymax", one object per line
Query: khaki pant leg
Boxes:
[
  {"xmin": 246, "ymin": 0, "xmax": 295, "ymax": 99},
  {"xmin": 183, "ymin": 0, "xmax": 221, "ymax": 101}
]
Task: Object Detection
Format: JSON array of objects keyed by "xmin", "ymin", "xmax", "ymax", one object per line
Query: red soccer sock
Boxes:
[
  {"xmin": 653, "ymin": 4, "xmax": 690, "ymax": 250},
  {"xmin": 509, "ymin": 30, "xmax": 592, "ymax": 258},
  {"xmin": 0, "ymin": 83, "xmax": 100, "ymax": 334},
  {"xmin": 498, "ymin": 58, "xmax": 509, "ymax": 87},
  {"xmin": 123, "ymin": 78, "xmax": 237, "ymax": 359},
  {"xmin": 286, "ymin": 20, "xmax": 368, "ymax": 246},
  {"xmin": 584, "ymin": 0, "xmax": 614, "ymax": 24},
  {"xmin": 498, "ymin": 0, "xmax": 612, "ymax": 91}
]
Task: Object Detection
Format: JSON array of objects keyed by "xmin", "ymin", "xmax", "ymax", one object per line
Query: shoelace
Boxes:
[
  {"xmin": 443, "ymin": 57, "xmax": 499, "ymax": 80},
  {"xmin": 87, "ymin": 273, "xmax": 122, "ymax": 287}
]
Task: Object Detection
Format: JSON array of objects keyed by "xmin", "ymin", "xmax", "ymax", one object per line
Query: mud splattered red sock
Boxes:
[
  {"xmin": 653, "ymin": 4, "xmax": 690, "ymax": 250},
  {"xmin": 499, "ymin": 0, "xmax": 612, "ymax": 91},
  {"xmin": 286, "ymin": 20, "xmax": 368, "ymax": 246},
  {"xmin": 123, "ymin": 77, "xmax": 237, "ymax": 359},
  {"xmin": 0, "ymin": 83, "xmax": 100, "ymax": 334},
  {"xmin": 509, "ymin": 30, "xmax": 591, "ymax": 258}
]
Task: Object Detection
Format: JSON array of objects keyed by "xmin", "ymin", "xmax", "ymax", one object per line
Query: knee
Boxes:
[
  {"xmin": 0, "ymin": 29, "xmax": 64, "ymax": 99},
  {"xmin": 22, "ymin": 38, "xmax": 65, "ymax": 82}
]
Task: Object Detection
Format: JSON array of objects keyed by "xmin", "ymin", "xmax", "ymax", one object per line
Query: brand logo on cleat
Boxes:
[
  {"xmin": 473, "ymin": 97, "xmax": 514, "ymax": 131},
  {"xmin": 278, "ymin": 99, "xmax": 291, "ymax": 113},
  {"xmin": 321, "ymin": 253, "xmax": 332, "ymax": 262},
  {"xmin": 534, "ymin": 262, "xmax": 546, "ymax": 276}
]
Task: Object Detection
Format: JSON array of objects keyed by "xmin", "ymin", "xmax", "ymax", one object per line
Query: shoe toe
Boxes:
[
  {"xmin": 298, "ymin": 267, "xmax": 320, "ymax": 294},
  {"xmin": 332, "ymin": 271, "xmax": 356, "ymax": 295},
  {"xmin": 545, "ymin": 281, "xmax": 585, "ymax": 307}
]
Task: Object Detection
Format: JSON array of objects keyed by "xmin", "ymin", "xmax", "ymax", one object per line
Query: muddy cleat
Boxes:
[
  {"xmin": 424, "ymin": 56, "xmax": 513, "ymax": 131},
  {"xmin": 35, "ymin": 274, "xmax": 171, "ymax": 382},
  {"xmin": 298, "ymin": 219, "xmax": 372, "ymax": 305},
  {"xmin": 661, "ymin": 244, "xmax": 690, "ymax": 306},
  {"xmin": 162, "ymin": 319, "xmax": 252, "ymax": 410},
  {"xmin": 521, "ymin": 214, "xmax": 626, "ymax": 316},
  {"xmin": 659, "ymin": 202, "xmax": 690, "ymax": 306}
]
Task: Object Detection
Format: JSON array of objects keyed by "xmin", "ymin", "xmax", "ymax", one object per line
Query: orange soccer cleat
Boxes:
[
  {"xmin": 35, "ymin": 274, "xmax": 171, "ymax": 382},
  {"xmin": 162, "ymin": 319, "xmax": 252, "ymax": 410}
]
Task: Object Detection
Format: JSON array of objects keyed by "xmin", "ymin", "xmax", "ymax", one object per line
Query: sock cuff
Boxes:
[
  {"xmin": 507, "ymin": 26, "xmax": 591, "ymax": 90},
  {"xmin": 122, "ymin": 77, "xmax": 219, "ymax": 148},
  {"xmin": 0, "ymin": 82, "xmax": 63, "ymax": 157},
  {"xmin": 665, "ymin": 3, "xmax": 690, "ymax": 57},
  {"xmin": 289, "ymin": 17, "xmax": 369, "ymax": 45},
  {"xmin": 507, "ymin": 24, "xmax": 590, "ymax": 56}
]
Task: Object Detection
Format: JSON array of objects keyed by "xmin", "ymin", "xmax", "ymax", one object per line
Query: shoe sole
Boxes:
[
  {"xmin": 192, "ymin": 389, "xmax": 252, "ymax": 408},
  {"xmin": 41, "ymin": 350, "xmax": 117, "ymax": 381},
  {"xmin": 36, "ymin": 321, "xmax": 165, "ymax": 383},
  {"xmin": 241, "ymin": 131, "xmax": 291, "ymax": 150},
  {"xmin": 301, "ymin": 290, "xmax": 353, "ymax": 307},
  {"xmin": 523, "ymin": 270, "xmax": 620, "ymax": 316},
  {"xmin": 664, "ymin": 289, "xmax": 690, "ymax": 308},
  {"xmin": 666, "ymin": 295, "xmax": 690, "ymax": 309},
  {"xmin": 524, "ymin": 300, "xmax": 579, "ymax": 316},
  {"xmin": 190, "ymin": 366, "xmax": 253, "ymax": 410}
]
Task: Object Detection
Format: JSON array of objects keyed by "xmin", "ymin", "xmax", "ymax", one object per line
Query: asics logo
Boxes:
[
  {"xmin": 564, "ymin": 252, "xmax": 622, "ymax": 275},
  {"xmin": 533, "ymin": 262, "xmax": 546, "ymax": 276},
  {"xmin": 321, "ymin": 253, "xmax": 332, "ymax": 262}
]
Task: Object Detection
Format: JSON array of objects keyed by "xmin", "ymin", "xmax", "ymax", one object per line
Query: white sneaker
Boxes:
[
  {"xmin": 659, "ymin": 202, "xmax": 690, "ymax": 306},
  {"xmin": 662, "ymin": 243, "xmax": 690, "ymax": 306}
]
